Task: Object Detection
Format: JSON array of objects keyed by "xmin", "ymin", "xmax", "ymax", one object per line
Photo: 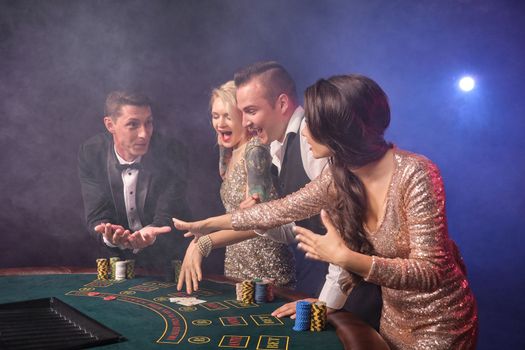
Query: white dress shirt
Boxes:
[
  {"xmin": 255, "ymin": 106, "xmax": 350, "ymax": 310},
  {"xmin": 103, "ymin": 148, "xmax": 149, "ymax": 252}
]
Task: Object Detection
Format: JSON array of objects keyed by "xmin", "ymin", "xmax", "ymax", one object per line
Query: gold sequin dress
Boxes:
[
  {"xmin": 220, "ymin": 137, "xmax": 295, "ymax": 287},
  {"xmin": 232, "ymin": 148, "xmax": 478, "ymax": 349}
]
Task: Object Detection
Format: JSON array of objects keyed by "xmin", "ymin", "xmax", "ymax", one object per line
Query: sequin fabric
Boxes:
[
  {"xmin": 232, "ymin": 148, "xmax": 478, "ymax": 349},
  {"xmin": 220, "ymin": 137, "xmax": 295, "ymax": 287}
]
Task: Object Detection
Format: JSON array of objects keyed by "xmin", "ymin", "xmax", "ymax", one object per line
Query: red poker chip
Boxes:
[
  {"xmin": 103, "ymin": 295, "xmax": 117, "ymax": 301},
  {"xmin": 87, "ymin": 292, "xmax": 100, "ymax": 296}
]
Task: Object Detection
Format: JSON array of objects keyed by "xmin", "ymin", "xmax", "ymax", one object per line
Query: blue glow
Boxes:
[{"xmin": 458, "ymin": 76, "xmax": 475, "ymax": 92}]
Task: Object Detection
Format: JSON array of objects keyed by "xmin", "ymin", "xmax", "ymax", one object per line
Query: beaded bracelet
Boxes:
[{"xmin": 197, "ymin": 235, "xmax": 213, "ymax": 258}]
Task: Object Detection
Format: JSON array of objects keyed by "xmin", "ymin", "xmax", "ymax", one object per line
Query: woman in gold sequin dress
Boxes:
[
  {"xmin": 175, "ymin": 75, "xmax": 478, "ymax": 349},
  {"xmin": 177, "ymin": 81, "xmax": 294, "ymax": 292}
]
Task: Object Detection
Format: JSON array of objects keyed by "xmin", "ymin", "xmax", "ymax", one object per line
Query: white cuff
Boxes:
[
  {"xmin": 103, "ymin": 236, "xmax": 120, "ymax": 249},
  {"xmin": 256, "ymin": 223, "xmax": 296, "ymax": 244},
  {"xmin": 254, "ymin": 229, "xmax": 266, "ymax": 237},
  {"xmin": 317, "ymin": 264, "xmax": 349, "ymax": 310},
  {"xmin": 318, "ymin": 281, "xmax": 347, "ymax": 310}
]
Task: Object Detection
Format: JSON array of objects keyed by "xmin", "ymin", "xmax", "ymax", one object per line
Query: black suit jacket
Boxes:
[{"xmin": 78, "ymin": 131, "xmax": 191, "ymax": 268}]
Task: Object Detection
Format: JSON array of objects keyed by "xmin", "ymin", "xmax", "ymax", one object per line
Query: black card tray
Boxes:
[{"xmin": 0, "ymin": 297, "xmax": 126, "ymax": 349}]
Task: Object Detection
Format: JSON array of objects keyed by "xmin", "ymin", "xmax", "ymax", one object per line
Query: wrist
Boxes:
[
  {"xmin": 205, "ymin": 214, "xmax": 233, "ymax": 232},
  {"xmin": 332, "ymin": 246, "xmax": 356, "ymax": 269},
  {"xmin": 197, "ymin": 235, "xmax": 213, "ymax": 258},
  {"xmin": 202, "ymin": 218, "xmax": 213, "ymax": 232},
  {"xmin": 334, "ymin": 248, "xmax": 372, "ymax": 278}
]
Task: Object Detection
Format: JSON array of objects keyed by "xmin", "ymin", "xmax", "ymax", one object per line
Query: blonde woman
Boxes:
[{"xmin": 178, "ymin": 81, "xmax": 295, "ymax": 292}]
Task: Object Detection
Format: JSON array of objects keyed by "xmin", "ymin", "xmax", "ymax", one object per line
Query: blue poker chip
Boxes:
[{"xmin": 296, "ymin": 301, "xmax": 312, "ymax": 307}]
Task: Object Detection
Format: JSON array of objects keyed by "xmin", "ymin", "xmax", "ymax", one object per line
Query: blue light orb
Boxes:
[{"xmin": 458, "ymin": 76, "xmax": 475, "ymax": 92}]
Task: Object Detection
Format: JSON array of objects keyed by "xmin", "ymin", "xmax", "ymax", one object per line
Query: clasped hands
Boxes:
[{"xmin": 94, "ymin": 223, "xmax": 171, "ymax": 250}]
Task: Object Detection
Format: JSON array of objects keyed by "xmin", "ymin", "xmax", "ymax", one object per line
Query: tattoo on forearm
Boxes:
[
  {"xmin": 219, "ymin": 146, "xmax": 232, "ymax": 178},
  {"xmin": 246, "ymin": 145, "xmax": 274, "ymax": 202}
]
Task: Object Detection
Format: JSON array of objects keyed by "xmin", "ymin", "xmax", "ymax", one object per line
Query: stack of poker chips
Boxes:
[
  {"xmin": 262, "ymin": 278, "xmax": 275, "ymax": 302},
  {"xmin": 165, "ymin": 260, "xmax": 181, "ymax": 282},
  {"xmin": 172, "ymin": 260, "xmax": 182, "ymax": 282},
  {"xmin": 109, "ymin": 257, "xmax": 120, "ymax": 279},
  {"xmin": 293, "ymin": 300, "xmax": 312, "ymax": 331},
  {"xmin": 115, "ymin": 261, "xmax": 127, "ymax": 280},
  {"xmin": 241, "ymin": 280, "xmax": 255, "ymax": 303},
  {"xmin": 125, "ymin": 259, "xmax": 135, "ymax": 279},
  {"xmin": 310, "ymin": 301, "xmax": 327, "ymax": 331},
  {"xmin": 255, "ymin": 281, "xmax": 269, "ymax": 303},
  {"xmin": 235, "ymin": 283, "xmax": 243, "ymax": 301},
  {"xmin": 96, "ymin": 258, "xmax": 109, "ymax": 280}
]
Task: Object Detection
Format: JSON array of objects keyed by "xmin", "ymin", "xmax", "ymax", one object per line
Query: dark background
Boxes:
[{"xmin": 1, "ymin": 0, "xmax": 523, "ymax": 348}]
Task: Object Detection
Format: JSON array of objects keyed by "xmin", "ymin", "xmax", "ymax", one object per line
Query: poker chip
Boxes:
[
  {"xmin": 165, "ymin": 260, "xmax": 182, "ymax": 282},
  {"xmin": 240, "ymin": 280, "xmax": 255, "ymax": 304},
  {"xmin": 109, "ymin": 257, "xmax": 120, "ymax": 280},
  {"xmin": 115, "ymin": 261, "xmax": 127, "ymax": 280},
  {"xmin": 310, "ymin": 301, "xmax": 327, "ymax": 331},
  {"xmin": 172, "ymin": 260, "xmax": 182, "ymax": 282},
  {"xmin": 125, "ymin": 259, "xmax": 135, "ymax": 279},
  {"xmin": 87, "ymin": 292, "xmax": 100, "ymax": 296},
  {"xmin": 103, "ymin": 295, "xmax": 117, "ymax": 301},
  {"xmin": 293, "ymin": 300, "xmax": 312, "ymax": 331},
  {"xmin": 235, "ymin": 283, "xmax": 243, "ymax": 301},
  {"xmin": 262, "ymin": 278, "xmax": 275, "ymax": 302},
  {"xmin": 96, "ymin": 258, "xmax": 109, "ymax": 280},
  {"xmin": 255, "ymin": 281, "xmax": 268, "ymax": 303}
]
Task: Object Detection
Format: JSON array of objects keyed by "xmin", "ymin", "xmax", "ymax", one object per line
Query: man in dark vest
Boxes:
[
  {"xmin": 233, "ymin": 61, "xmax": 382, "ymax": 330},
  {"xmin": 78, "ymin": 91, "xmax": 191, "ymax": 269}
]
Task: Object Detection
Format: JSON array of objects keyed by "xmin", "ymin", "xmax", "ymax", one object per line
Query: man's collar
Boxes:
[
  {"xmin": 273, "ymin": 106, "xmax": 304, "ymax": 147},
  {"xmin": 114, "ymin": 145, "xmax": 142, "ymax": 165},
  {"xmin": 270, "ymin": 106, "xmax": 304, "ymax": 158}
]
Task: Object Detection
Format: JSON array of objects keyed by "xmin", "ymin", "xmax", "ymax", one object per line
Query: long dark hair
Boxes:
[{"xmin": 304, "ymin": 74, "xmax": 392, "ymax": 291}]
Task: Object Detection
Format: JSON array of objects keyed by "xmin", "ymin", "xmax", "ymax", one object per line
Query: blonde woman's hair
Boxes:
[{"xmin": 210, "ymin": 80, "xmax": 237, "ymax": 115}]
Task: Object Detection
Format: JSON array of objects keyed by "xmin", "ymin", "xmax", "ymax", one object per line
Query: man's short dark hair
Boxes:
[
  {"xmin": 104, "ymin": 91, "xmax": 152, "ymax": 119},
  {"xmin": 234, "ymin": 61, "xmax": 297, "ymax": 105}
]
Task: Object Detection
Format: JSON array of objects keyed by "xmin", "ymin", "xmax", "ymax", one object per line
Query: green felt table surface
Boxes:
[{"xmin": 0, "ymin": 273, "xmax": 344, "ymax": 349}]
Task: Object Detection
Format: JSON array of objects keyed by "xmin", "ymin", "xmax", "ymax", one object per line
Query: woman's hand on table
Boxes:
[
  {"xmin": 177, "ymin": 240, "xmax": 203, "ymax": 294},
  {"xmin": 271, "ymin": 298, "xmax": 319, "ymax": 319}
]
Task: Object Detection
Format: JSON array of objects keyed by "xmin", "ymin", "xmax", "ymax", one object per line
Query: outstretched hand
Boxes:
[
  {"xmin": 95, "ymin": 224, "xmax": 171, "ymax": 250},
  {"xmin": 177, "ymin": 240, "xmax": 203, "ymax": 294},
  {"xmin": 128, "ymin": 226, "xmax": 171, "ymax": 250},
  {"xmin": 295, "ymin": 209, "xmax": 348, "ymax": 264},
  {"xmin": 172, "ymin": 218, "xmax": 211, "ymax": 241},
  {"xmin": 94, "ymin": 223, "xmax": 132, "ymax": 248}
]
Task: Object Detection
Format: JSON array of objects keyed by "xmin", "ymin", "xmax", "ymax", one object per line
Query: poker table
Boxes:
[{"xmin": 0, "ymin": 267, "xmax": 389, "ymax": 350}]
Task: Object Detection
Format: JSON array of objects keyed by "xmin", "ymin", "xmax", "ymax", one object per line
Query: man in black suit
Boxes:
[{"xmin": 78, "ymin": 91, "xmax": 190, "ymax": 268}]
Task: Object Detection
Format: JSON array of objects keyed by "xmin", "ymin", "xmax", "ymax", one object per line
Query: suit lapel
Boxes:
[
  {"xmin": 279, "ymin": 131, "xmax": 296, "ymax": 183},
  {"xmin": 136, "ymin": 155, "xmax": 152, "ymax": 224},
  {"xmin": 106, "ymin": 145, "xmax": 127, "ymax": 226}
]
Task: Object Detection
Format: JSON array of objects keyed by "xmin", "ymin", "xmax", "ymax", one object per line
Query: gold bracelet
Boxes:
[{"xmin": 197, "ymin": 235, "xmax": 213, "ymax": 258}]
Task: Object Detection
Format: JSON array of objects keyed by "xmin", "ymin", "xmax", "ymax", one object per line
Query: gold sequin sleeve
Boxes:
[
  {"xmin": 365, "ymin": 158, "xmax": 453, "ymax": 292},
  {"xmin": 231, "ymin": 168, "xmax": 333, "ymax": 231}
]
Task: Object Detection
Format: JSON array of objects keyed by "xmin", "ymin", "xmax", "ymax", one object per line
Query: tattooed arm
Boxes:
[
  {"xmin": 245, "ymin": 142, "xmax": 274, "ymax": 203},
  {"xmin": 218, "ymin": 146, "xmax": 232, "ymax": 178}
]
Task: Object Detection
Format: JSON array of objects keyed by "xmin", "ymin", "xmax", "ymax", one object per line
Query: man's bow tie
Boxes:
[{"xmin": 116, "ymin": 162, "xmax": 142, "ymax": 171}]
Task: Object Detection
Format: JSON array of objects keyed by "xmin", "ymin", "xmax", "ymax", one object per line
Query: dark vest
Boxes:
[
  {"xmin": 278, "ymin": 131, "xmax": 328, "ymax": 296},
  {"xmin": 278, "ymin": 132, "xmax": 324, "ymax": 233}
]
